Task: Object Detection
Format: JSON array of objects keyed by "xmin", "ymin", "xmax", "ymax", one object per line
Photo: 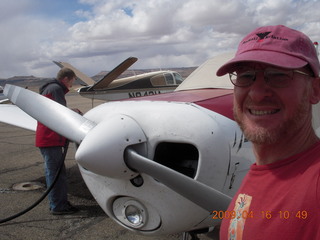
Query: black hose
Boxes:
[{"xmin": 0, "ymin": 140, "xmax": 70, "ymax": 224}]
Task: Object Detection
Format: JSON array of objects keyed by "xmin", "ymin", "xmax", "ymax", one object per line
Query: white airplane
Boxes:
[
  {"xmin": 53, "ymin": 57, "xmax": 184, "ymax": 101},
  {"xmin": 2, "ymin": 53, "xmax": 320, "ymax": 238}
]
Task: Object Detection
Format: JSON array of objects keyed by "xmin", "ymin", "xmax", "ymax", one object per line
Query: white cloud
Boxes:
[{"xmin": 0, "ymin": 0, "xmax": 319, "ymax": 78}]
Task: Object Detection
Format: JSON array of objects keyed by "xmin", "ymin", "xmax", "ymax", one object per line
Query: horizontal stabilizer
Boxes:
[
  {"xmin": 90, "ymin": 57, "xmax": 138, "ymax": 90},
  {"xmin": 53, "ymin": 61, "xmax": 96, "ymax": 86}
]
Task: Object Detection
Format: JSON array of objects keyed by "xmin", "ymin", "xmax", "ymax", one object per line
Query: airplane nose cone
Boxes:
[{"xmin": 75, "ymin": 115, "xmax": 147, "ymax": 179}]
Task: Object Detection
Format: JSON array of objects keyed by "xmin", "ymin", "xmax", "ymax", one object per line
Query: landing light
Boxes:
[
  {"xmin": 113, "ymin": 197, "xmax": 148, "ymax": 229},
  {"xmin": 125, "ymin": 205, "xmax": 143, "ymax": 226}
]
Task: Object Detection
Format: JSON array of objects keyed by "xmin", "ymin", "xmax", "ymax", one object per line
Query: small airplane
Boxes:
[
  {"xmin": 2, "ymin": 53, "xmax": 320, "ymax": 238},
  {"xmin": 53, "ymin": 57, "xmax": 184, "ymax": 101}
]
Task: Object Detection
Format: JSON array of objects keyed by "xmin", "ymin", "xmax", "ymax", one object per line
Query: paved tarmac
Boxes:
[{"xmin": 0, "ymin": 91, "xmax": 215, "ymax": 240}]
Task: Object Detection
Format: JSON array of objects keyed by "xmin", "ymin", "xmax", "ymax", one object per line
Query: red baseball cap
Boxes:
[{"xmin": 216, "ymin": 25, "xmax": 319, "ymax": 77}]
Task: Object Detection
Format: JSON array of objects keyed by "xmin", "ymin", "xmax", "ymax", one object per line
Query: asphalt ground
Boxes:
[{"xmin": 0, "ymin": 90, "xmax": 214, "ymax": 240}]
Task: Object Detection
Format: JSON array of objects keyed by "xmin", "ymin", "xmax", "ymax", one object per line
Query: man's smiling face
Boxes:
[{"xmin": 232, "ymin": 63, "xmax": 314, "ymax": 145}]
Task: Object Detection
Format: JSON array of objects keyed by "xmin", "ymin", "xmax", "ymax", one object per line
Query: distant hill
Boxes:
[
  {"xmin": 0, "ymin": 67, "xmax": 197, "ymax": 89},
  {"xmin": 0, "ymin": 76, "xmax": 53, "ymax": 89}
]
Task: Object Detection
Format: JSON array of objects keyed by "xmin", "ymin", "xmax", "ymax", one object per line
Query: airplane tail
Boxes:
[{"xmin": 53, "ymin": 57, "xmax": 138, "ymax": 91}]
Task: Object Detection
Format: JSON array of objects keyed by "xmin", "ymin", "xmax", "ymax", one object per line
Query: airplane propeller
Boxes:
[
  {"xmin": 4, "ymin": 84, "xmax": 231, "ymax": 212},
  {"xmin": 4, "ymin": 84, "xmax": 96, "ymax": 144}
]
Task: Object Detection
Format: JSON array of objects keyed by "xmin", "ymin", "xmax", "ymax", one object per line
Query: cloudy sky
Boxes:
[{"xmin": 1, "ymin": 0, "xmax": 319, "ymax": 78}]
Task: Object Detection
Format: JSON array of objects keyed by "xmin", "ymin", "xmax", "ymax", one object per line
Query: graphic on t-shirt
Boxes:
[{"xmin": 228, "ymin": 193, "xmax": 252, "ymax": 240}]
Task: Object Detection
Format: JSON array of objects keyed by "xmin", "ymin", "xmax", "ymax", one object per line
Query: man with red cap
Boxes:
[{"xmin": 217, "ymin": 25, "xmax": 320, "ymax": 239}]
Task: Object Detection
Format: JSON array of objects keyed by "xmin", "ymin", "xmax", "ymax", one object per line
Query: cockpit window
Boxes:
[
  {"xmin": 164, "ymin": 73, "xmax": 174, "ymax": 85},
  {"xmin": 150, "ymin": 72, "xmax": 184, "ymax": 86},
  {"xmin": 173, "ymin": 73, "xmax": 184, "ymax": 84}
]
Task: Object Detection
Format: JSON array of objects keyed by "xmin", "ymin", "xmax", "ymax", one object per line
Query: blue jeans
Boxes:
[{"xmin": 40, "ymin": 147, "xmax": 68, "ymax": 211}]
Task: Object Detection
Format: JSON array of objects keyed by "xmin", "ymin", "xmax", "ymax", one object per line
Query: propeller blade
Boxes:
[
  {"xmin": 4, "ymin": 84, "xmax": 96, "ymax": 143},
  {"xmin": 125, "ymin": 149, "xmax": 232, "ymax": 212}
]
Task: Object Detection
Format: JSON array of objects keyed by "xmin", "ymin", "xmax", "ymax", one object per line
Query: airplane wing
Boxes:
[
  {"xmin": 0, "ymin": 104, "xmax": 37, "ymax": 131},
  {"xmin": 89, "ymin": 57, "xmax": 138, "ymax": 90},
  {"xmin": 53, "ymin": 61, "xmax": 96, "ymax": 86}
]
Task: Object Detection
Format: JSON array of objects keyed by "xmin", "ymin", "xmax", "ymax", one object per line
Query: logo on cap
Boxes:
[{"xmin": 256, "ymin": 32, "xmax": 271, "ymax": 42}]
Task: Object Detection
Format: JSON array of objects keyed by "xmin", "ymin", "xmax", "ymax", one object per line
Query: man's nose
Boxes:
[{"xmin": 248, "ymin": 72, "xmax": 273, "ymax": 101}]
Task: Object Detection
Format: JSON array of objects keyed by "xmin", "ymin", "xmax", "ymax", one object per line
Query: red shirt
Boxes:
[
  {"xmin": 220, "ymin": 142, "xmax": 320, "ymax": 240},
  {"xmin": 35, "ymin": 80, "xmax": 69, "ymax": 147}
]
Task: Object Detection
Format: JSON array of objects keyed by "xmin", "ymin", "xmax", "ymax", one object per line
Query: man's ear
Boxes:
[{"xmin": 310, "ymin": 77, "xmax": 320, "ymax": 104}]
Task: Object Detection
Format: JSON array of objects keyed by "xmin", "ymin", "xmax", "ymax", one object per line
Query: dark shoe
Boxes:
[{"xmin": 51, "ymin": 204, "xmax": 79, "ymax": 215}]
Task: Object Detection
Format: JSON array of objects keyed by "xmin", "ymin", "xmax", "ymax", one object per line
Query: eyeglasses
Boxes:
[{"xmin": 229, "ymin": 68, "xmax": 311, "ymax": 88}]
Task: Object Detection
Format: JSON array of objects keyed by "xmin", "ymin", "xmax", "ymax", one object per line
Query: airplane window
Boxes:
[
  {"xmin": 173, "ymin": 73, "xmax": 184, "ymax": 84},
  {"xmin": 150, "ymin": 75, "xmax": 166, "ymax": 86},
  {"xmin": 164, "ymin": 73, "xmax": 174, "ymax": 85}
]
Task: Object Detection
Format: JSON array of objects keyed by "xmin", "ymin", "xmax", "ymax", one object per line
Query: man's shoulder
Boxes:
[{"xmin": 40, "ymin": 80, "xmax": 63, "ymax": 94}]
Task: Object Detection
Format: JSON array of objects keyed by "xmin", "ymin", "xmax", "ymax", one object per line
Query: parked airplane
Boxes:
[
  {"xmin": 53, "ymin": 57, "xmax": 184, "ymax": 101},
  {"xmin": 2, "ymin": 53, "xmax": 320, "ymax": 237}
]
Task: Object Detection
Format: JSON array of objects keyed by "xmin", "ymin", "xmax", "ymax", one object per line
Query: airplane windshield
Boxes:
[
  {"xmin": 173, "ymin": 73, "xmax": 184, "ymax": 84},
  {"xmin": 150, "ymin": 72, "xmax": 183, "ymax": 86}
]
